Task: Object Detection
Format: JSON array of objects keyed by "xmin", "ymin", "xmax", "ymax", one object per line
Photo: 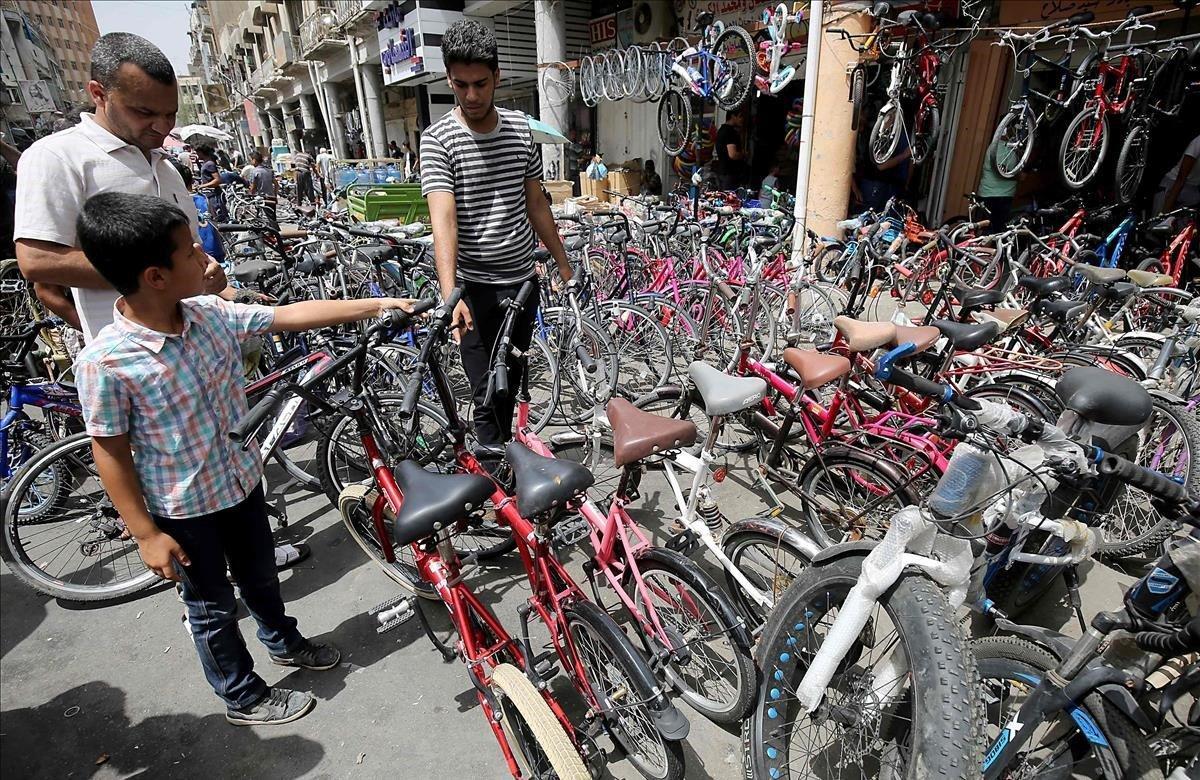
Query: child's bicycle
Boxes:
[
  {"xmin": 755, "ymin": 2, "xmax": 807, "ymax": 95},
  {"xmin": 231, "ymin": 296, "xmax": 599, "ymax": 779}
]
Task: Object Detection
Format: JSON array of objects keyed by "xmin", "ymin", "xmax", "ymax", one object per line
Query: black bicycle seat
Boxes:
[
  {"xmin": 391, "ymin": 461, "xmax": 494, "ymax": 546},
  {"xmin": 954, "ymin": 285, "xmax": 1006, "ymax": 315},
  {"xmin": 356, "ymin": 245, "xmax": 398, "ymax": 265},
  {"xmin": 1056, "ymin": 367, "xmax": 1152, "ymax": 426},
  {"xmin": 229, "ymin": 259, "xmax": 277, "ymax": 285},
  {"xmin": 931, "ymin": 319, "xmax": 1000, "ymax": 351},
  {"xmin": 1099, "ymin": 281, "xmax": 1137, "ymax": 301},
  {"xmin": 1018, "ymin": 275, "xmax": 1071, "ymax": 298},
  {"xmin": 504, "ymin": 442, "xmax": 594, "ymax": 519},
  {"xmin": 1034, "ymin": 297, "xmax": 1087, "ymax": 321}
]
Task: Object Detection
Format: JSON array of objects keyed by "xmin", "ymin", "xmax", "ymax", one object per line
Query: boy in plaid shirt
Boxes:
[{"xmin": 74, "ymin": 192, "xmax": 417, "ymax": 725}]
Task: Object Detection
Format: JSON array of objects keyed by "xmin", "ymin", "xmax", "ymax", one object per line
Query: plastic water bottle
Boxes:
[{"xmin": 928, "ymin": 444, "xmax": 992, "ymax": 519}]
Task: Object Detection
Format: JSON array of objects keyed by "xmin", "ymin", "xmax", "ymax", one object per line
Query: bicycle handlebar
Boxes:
[
  {"xmin": 399, "ymin": 289, "xmax": 462, "ymax": 418},
  {"xmin": 1097, "ymin": 452, "xmax": 1189, "ymax": 505},
  {"xmin": 875, "ymin": 343, "xmax": 983, "ymax": 411}
]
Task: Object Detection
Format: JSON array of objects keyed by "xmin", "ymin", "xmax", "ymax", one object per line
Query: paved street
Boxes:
[{"xmin": 0, "ymin": 439, "xmax": 1134, "ymax": 779}]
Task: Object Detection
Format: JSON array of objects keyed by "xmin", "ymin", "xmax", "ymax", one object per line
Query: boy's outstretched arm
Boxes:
[
  {"xmin": 268, "ymin": 296, "xmax": 418, "ymax": 332},
  {"xmin": 91, "ymin": 435, "xmax": 191, "ymax": 581}
]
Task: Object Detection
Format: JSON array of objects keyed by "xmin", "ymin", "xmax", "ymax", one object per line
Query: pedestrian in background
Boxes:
[
  {"xmin": 247, "ymin": 151, "xmax": 278, "ymax": 229},
  {"xmin": 292, "ymin": 147, "xmax": 316, "ymax": 206},
  {"xmin": 195, "ymin": 144, "xmax": 228, "ymax": 222}
]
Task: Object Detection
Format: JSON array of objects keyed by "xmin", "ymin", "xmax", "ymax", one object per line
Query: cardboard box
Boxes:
[
  {"xmin": 607, "ymin": 168, "xmax": 641, "ymax": 197},
  {"xmin": 578, "ymin": 173, "xmax": 610, "ymax": 202},
  {"xmin": 544, "ymin": 180, "xmax": 573, "ymax": 205}
]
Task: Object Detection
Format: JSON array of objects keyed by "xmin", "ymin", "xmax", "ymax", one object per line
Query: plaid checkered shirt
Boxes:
[{"xmin": 75, "ymin": 296, "xmax": 276, "ymax": 518}]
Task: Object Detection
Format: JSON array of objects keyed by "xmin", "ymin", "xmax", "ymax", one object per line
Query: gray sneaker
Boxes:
[
  {"xmin": 270, "ymin": 639, "xmax": 341, "ymax": 670},
  {"xmin": 226, "ymin": 687, "xmax": 315, "ymax": 726}
]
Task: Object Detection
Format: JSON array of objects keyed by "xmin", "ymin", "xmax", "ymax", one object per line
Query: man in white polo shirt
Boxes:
[{"xmin": 14, "ymin": 32, "xmax": 228, "ymax": 341}]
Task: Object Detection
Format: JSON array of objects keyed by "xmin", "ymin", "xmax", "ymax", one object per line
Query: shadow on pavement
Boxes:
[
  {"xmin": 0, "ymin": 571, "xmax": 49, "ymax": 661},
  {"xmin": 0, "ymin": 681, "xmax": 324, "ymax": 778}
]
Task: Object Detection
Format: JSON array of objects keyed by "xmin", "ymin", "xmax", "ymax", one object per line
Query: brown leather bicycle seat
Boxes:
[
  {"xmin": 279, "ymin": 227, "xmax": 309, "ymax": 240},
  {"xmin": 890, "ymin": 325, "xmax": 941, "ymax": 354},
  {"xmin": 607, "ymin": 398, "xmax": 698, "ymax": 467},
  {"xmin": 834, "ymin": 316, "xmax": 896, "ymax": 352},
  {"xmin": 782, "ymin": 348, "xmax": 851, "ymax": 389}
]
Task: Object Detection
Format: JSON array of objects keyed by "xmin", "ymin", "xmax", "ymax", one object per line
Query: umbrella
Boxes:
[
  {"xmin": 172, "ymin": 123, "xmax": 234, "ymax": 143},
  {"xmin": 525, "ymin": 114, "xmax": 570, "ymax": 146}
]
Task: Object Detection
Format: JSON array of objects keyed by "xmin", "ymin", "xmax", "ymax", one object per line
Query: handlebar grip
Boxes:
[
  {"xmin": 1127, "ymin": 6, "xmax": 1151, "ymax": 17},
  {"xmin": 399, "ymin": 372, "xmax": 423, "ymax": 419},
  {"xmin": 230, "ymin": 387, "xmax": 285, "ymax": 445},
  {"xmin": 1066, "ymin": 11, "xmax": 1094, "ymax": 25},
  {"xmin": 513, "ymin": 279, "xmax": 537, "ymax": 311},
  {"xmin": 575, "ymin": 344, "xmax": 597, "ymax": 374},
  {"xmin": 493, "ymin": 361, "xmax": 509, "ymax": 398},
  {"xmin": 1134, "ymin": 626, "xmax": 1198, "ymax": 655},
  {"xmin": 1098, "ymin": 454, "xmax": 1188, "ymax": 504}
]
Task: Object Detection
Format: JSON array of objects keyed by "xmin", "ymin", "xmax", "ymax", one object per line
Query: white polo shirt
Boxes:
[{"xmin": 13, "ymin": 113, "xmax": 199, "ymax": 341}]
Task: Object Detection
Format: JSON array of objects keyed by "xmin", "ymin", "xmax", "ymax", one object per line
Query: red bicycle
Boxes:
[
  {"xmin": 231, "ymin": 298, "xmax": 597, "ymax": 778},
  {"xmin": 1058, "ymin": 10, "xmax": 1156, "ymax": 189},
  {"xmin": 1136, "ymin": 207, "xmax": 1197, "ymax": 287}
]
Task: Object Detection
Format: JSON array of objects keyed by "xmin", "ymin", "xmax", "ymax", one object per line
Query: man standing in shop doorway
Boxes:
[
  {"xmin": 714, "ymin": 111, "xmax": 746, "ymax": 190},
  {"xmin": 422, "ymin": 19, "xmax": 573, "ymax": 458}
]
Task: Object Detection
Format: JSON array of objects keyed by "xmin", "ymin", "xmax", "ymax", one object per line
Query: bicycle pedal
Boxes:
[
  {"xmin": 369, "ymin": 592, "xmax": 411, "ymax": 615},
  {"xmin": 664, "ymin": 528, "xmax": 700, "ymax": 555},
  {"xmin": 373, "ymin": 597, "xmax": 416, "ymax": 633},
  {"xmin": 552, "ymin": 514, "xmax": 590, "ymax": 548}
]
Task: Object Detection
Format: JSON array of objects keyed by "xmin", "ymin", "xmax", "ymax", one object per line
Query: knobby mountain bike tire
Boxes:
[
  {"xmin": 743, "ymin": 554, "xmax": 984, "ymax": 780},
  {"xmin": 972, "ymin": 636, "xmax": 1162, "ymax": 780}
]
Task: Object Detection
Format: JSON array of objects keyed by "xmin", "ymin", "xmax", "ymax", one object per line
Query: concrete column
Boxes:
[
  {"xmin": 802, "ymin": 7, "xmax": 872, "ymax": 237},
  {"xmin": 534, "ymin": 0, "xmax": 567, "ymax": 179},
  {"xmin": 267, "ymin": 109, "xmax": 284, "ymax": 147},
  {"xmin": 299, "ymin": 93, "xmax": 319, "ymax": 134},
  {"xmin": 362, "ymin": 64, "xmax": 389, "ymax": 158},
  {"xmin": 283, "ymin": 103, "xmax": 302, "ymax": 151},
  {"xmin": 322, "ymin": 81, "xmax": 349, "ymax": 158}
]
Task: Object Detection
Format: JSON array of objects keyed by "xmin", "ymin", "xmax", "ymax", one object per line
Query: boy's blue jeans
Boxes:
[{"xmin": 153, "ymin": 485, "xmax": 303, "ymax": 710}]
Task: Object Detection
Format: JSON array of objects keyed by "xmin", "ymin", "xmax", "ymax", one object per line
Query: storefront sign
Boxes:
[
  {"xmin": 673, "ymin": 0, "xmax": 761, "ymax": 33},
  {"xmin": 376, "ymin": 1, "xmax": 460, "ymax": 85},
  {"xmin": 590, "ymin": 13, "xmax": 617, "ymax": 48}
]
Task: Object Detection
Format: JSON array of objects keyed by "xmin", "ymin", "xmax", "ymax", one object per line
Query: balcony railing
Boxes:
[
  {"xmin": 298, "ymin": 5, "xmax": 340, "ymax": 56},
  {"xmin": 333, "ymin": 0, "xmax": 368, "ymax": 26}
]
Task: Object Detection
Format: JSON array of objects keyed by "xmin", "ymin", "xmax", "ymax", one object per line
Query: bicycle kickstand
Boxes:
[{"xmin": 753, "ymin": 466, "xmax": 788, "ymax": 516}]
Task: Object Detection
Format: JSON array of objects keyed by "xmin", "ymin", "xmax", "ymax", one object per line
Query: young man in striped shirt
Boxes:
[{"xmin": 422, "ymin": 19, "xmax": 573, "ymax": 453}]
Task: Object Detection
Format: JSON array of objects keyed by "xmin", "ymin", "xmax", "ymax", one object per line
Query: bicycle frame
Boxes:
[
  {"xmin": 1, "ymin": 381, "xmax": 81, "ymax": 481},
  {"xmin": 1094, "ymin": 212, "xmax": 1136, "ymax": 268}
]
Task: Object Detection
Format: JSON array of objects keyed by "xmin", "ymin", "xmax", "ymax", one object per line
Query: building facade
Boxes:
[{"xmin": 7, "ymin": 0, "xmax": 98, "ymax": 106}]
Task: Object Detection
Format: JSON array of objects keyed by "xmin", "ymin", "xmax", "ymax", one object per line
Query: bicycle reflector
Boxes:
[{"xmin": 713, "ymin": 466, "xmax": 728, "ymax": 483}]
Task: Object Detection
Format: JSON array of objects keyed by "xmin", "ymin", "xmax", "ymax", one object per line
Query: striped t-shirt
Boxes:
[{"xmin": 420, "ymin": 107, "xmax": 542, "ymax": 284}]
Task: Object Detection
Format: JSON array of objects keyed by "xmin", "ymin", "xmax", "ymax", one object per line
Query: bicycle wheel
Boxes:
[
  {"xmin": 795, "ymin": 446, "xmax": 919, "ymax": 548},
  {"xmin": 539, "ymin": 63, "xmax": 575, "ymax": 107},
  {"xmin": 1114, "ymin": 122, "xmax": 1150, "ymax": 206},
  {"xmin": 850, "ymin": 67, "xmax": 866, "ymax": 132},
  {"xmin": 870, "ymin": 102, "xmax": 904, "ymax": 165},
  {"xmin": 909, "ymin": 103, "xmax": 940, "ymax": 165},
  {"xmin": 489, "ymin": 663, "xmax": 591, "ymax": 780},
  {"xmin": 622, "ymin": 46, "xmax": 645, "ymax": 100},
  {"xmin": 712, "ymin": 26, "xmax": 755, "ymax": 110},
  {"xmin": 580, "ymin": 56, "xmax": 600, "ymax": 107},
  {"xmin": 744, "ymin": 555, "xmax": 983, "ymax": 780},
  {"xmin": 543, "ymin": 307, "xmax": 618, "ymax": 425},
  {"xmin": 658, "ymin": 88, "xmax": 692, "ymax": 157},
  {"xmin": 337, "ymin": 483, "xmax": 436, "ymax": 599},
  {"xmin": 0, "ymin": 432, "xmax": 158, "ymax": 601},
  {"xmin": 1099, "ymin": 397, "xmax": 1200, "ymax": 559},
  {"xmin": 973, "ymin": 636, "xmax": 1163, "ymax": 780},
  {"xmin": 991, "ymin": 105, "xmax": 1036, "ymax": 178},
  {"xmin": 565, "ymin": 600, "xmax": 686, "ymax": 780},
  {"xmin": 599, "ymin": 301, "xmax": 673, "ymax": 399},
  {"xmin": 629, "ymin": 547, "xmax": 756, "ymax": 724},
  {"xmin": 721, "ymin": 523, "xmax": 813, "ymax": 626},
  {"xmin": 814, "ymin": 243, "xmax": 849, "ymax": 284},
  {"xmin": 633, "ymin": 293, "xmax": 701, "ymax": 383},
  {"xmin": 3, "ymin": 427, "xmax": 64, "ymax": 521},
  {"xmin": 602, "ymin": 49, "xmax": 624, "ymax": 101},
  {"xmin": 1059, "ymin": 107, "xmax": 1109, "ymax": 190}
]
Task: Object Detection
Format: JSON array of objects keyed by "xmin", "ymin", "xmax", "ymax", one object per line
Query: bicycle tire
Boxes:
[
  {"xmin": 3, "ymin": 428, "xmax": 64, "ymax": 522},
  {"xmin": 565, "ymin": 599, "xmax": 686, "ymax": 780},
  {"xmin": 991, "ymin": 105, "xmax": 1036, "ymax": 179},
  {"xmin": 599, "ymin": 300, "xmax": 673, "ymax": 398},
  {"xmin": 713, "ymin": 25, "xmax": 756, "ymax": 110},
  {"xmin": 743, "ymin": 554, "xmax": 983, "ymax": 780},
  {"xmin": 337, "ymin": 483, "xmax": 436, "ymax": 599},
  {"xmin": 489, "ymin": 663, "xmax": 592, "ymax": 780},
  {"xmin": 794, "ymin": 445, "xmax": 919, "ymax": 548},
  {"xmin": 628, "ymin": 546, "xmax": 757, "ymax": 724},
  {"xmin": 973, "ymin": 636, "xmax": 1163, "ymax": 780},
  {"xmin": 910, "ymin": 103, "xmax": 941, "ymax": 165},
  {"xmin": 1099, "ymin": 396, "xmax": 1199, "ymax": 559},
  {"xmin": 814, "ymin": 243, "xmax": 849, "ymax": 284},
  {"xmin": 0, "ymin": 432, "xmax": 158, "ymax": 601},
  {"xmin": 850, "ymin": 66, "xmax": 866, "ymax": 132},
  {"xmin": 543, "ymin": 307, "xmax": 618, "ymax": 426},
  {"xmin": 870, "ymin": 101, "xmax": 904, "ymax": 165},
  {"xmin": 1114, "ymin": 122, "xmax": 1150, "ymax": 206},
  {"xmin": 721, "ymin": 524, "xmax": 814, "ymax": 626},
  {"xmin": 633, "ymin": 293, "xmax": 701, "ymax": 382},
  {"xmin": 1059, "ymin": 107, "xmax": 1109, "ymax": 190},
  {"xmin": 580, "ymin": 56, "xmax": 600, "ymax": 107},
  {"xmin": 658, "ymin": 88, "xmax": 692, "ymax": 157}
]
